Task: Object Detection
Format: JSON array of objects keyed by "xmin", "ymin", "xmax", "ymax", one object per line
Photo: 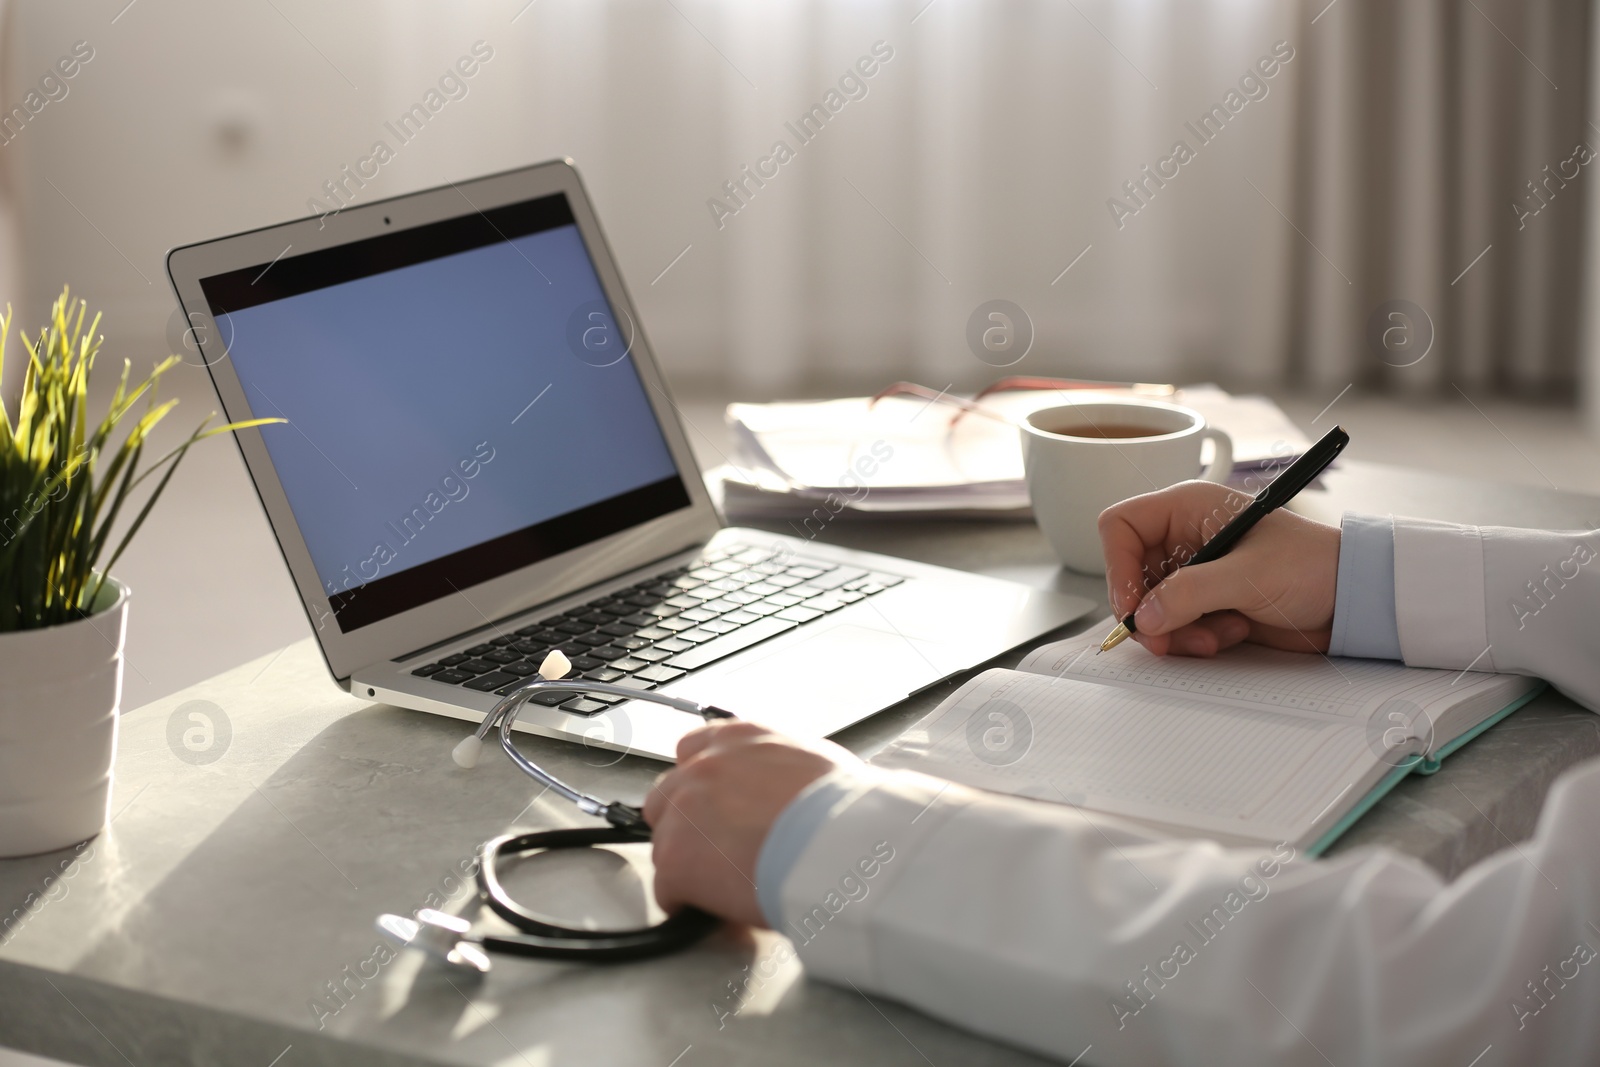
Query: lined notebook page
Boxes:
[
  {"xmin": 1016, "ymin": 620, "xmax": 1520, "ymax": 724},
  {"xmin": 870, "ymin": 668, "xmax": 1373, "ymax": 844}
]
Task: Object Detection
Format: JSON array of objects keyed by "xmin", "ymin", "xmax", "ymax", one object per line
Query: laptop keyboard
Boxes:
[{"xmin": 409, "ymin": 542, "xmax": 903, "ymax": 715}]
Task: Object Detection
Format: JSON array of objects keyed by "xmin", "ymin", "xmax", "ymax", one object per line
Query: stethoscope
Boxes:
[{"xmin": 377, "ymin": 654, "xmax": 735, "ymax": 972}]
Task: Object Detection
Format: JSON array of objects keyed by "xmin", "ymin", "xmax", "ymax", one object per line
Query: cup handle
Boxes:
[{"xmin": 1198, "ymin": 428, "xmax": 1233, "ymax": 483}]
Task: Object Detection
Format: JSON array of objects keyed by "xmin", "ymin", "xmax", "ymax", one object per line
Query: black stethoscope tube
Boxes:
[
  {"xmin": 474, "ymin": 827, "xmax": 720, "ymax": 961},
  {"xmin": 441, "ymin": 675, "xmax": 736, "ymax": 962}
]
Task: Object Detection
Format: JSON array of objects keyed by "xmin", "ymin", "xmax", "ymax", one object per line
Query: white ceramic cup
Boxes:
[{"xmin": 1020, "ymin": 399, "xmax": 1233, "ymax": 574}]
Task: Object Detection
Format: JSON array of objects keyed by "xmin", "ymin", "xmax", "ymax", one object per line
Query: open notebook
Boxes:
[{"xmin": 870, "ymin": 620, "xmax": 1544, "ymax": 851}]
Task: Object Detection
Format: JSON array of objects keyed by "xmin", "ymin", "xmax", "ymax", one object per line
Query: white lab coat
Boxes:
[{"xmin": 773, "ymin": 517, "xmax": 1600, "ymax": 1065}]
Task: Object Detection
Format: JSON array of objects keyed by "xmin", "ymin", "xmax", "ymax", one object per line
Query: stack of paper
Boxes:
[{"xmin": 714, "ymin": 384, "xmax": 1313, "ymax": 522}]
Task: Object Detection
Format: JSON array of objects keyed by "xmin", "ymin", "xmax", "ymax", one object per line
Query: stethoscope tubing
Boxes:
[
  {"xmin": 474, "ymin": 828, "xmax": 720, "ymax": 961},
  {"xmin": 457, "ymin": 677, "xmax": 733, "ymax": 961}
]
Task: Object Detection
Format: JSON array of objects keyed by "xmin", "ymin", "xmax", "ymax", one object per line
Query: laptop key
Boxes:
[
  {"xmin": 502, "ymin": 661, "xmax": 540, "ymax": 676},
  {"xmin": 679, "ymin": 608, "xmax": 717, "ymax": 623},
  {"xmin": 574, "ymin": 633, "xmax": 612, "ymax": 647},
  {"xmin": 803, "ymin": 566, "xmax": 866, "ymax": 590},
  {"xmin": 634, "ymin": 625, "xmax": 674, "ymax": 640},
  {"xmin": 665, "ymin": 618, "xmax": 797, "ymax": 671},
  {"xmin": 584, "ymin": 667, "xmax": 626, "ymax": 683},
  {"xmin": 432, "ymin": 669, "xmax": 476, "ymax": 684},
  {"xmin": 578, "ymin": 612, "xmax": 614, "ymax": 626},
  {"xmin": 611, "ymin": 657, "xmax": 650, "ymax": 672},
  {"xmin": 653, "ymin": 637, "xmax": 694, "ymax": 653},
  {"xmin": 867, "ymin": 573, "xmax": 905, "ymax": 587},
  {"xmin": 612, "ymin": 676, "xmax": 657, "ymax": 692},
  {"xmin": 701, "ymin": 619, "xmax": 741, "ymax": 634},
  {"xmin": 463, "ymin": 672, "xmax": 518, "ymax": 691},
  {"xmin": 625, "ymin": 611, "xmax": 665, "ymax": 626},
  {"xmin": 806, "ymin": 595, "xmax": 849, "ymax": 612},
  {"xmin": 632, "ymin": 647, "xmax": 673, "ymax": 663},
  {"xmin": 745, "ymin": 602, "xmax": 782, "ymax": 617},
  {"xmin": 786, "ymin": 566, "xmax": 825, "ymax": 580},
  {"xmin": 764, "ymin": 593, "xmax": 802, "ymax": 608},
  {"xmin": 560, "ymin": 698, "xmax": 609, "ymax": 716},
  {"xmin": 837, "ymin": 590, "xmax": 866, "ymax": 604},
  {"xmin": 412, "ymin": 663, "xmax": 444, "ymax": 676},
  {"xmin": 722, "ymin": 610, "xmax": 760, "ymax": 625},
  {"xmin": 776, "ymin": 605, "xmax": 825, "ymax": 624},
  {"xmin": 567, "ymin": 655, "xmax": 604, "ymax": 671},
  {"xmin": 554, "ymin": 621, "xmax": 593, "ymax": 635},
  {"xmin": 437, "ymin": 653, "xmax": 469, "ymax": 666},
  {"xmin": 634, "ymin": 664, "xmax": 686, "ymax": 684},
  {"xmin": 589, "ymin": 646, "xmax": 628, "ymax": 661},
  {"xmin": 483, "ymin": 649, "xmax": 520, "ymax": 664},
  {"xmin": 490, "ymin": 635, "xmax": 516, "ymax": 646},
  {"xmin": 676, "ymin": 628, "xmax": 717, "ymax": 644},
  {"xmin": 658, "ymin": 617, "xmax": 698, "ymax": 632},
  {"xmin": 466, "ymin": 644, "xmax": 495, "ymax": 656},
  {"xmin": 666, "ymin": 594, "xmax": 702, "ymax": 609},
  {"xmin": 457, "ymin": 659, "xmax": 498, "ymax": 675},
  {"xmin": 599, "ymin": 603, "xmax": 637, "ymax": 617},
  {"xmin": 614, "ymin": 636, "xmax": 652, "ymax": 650}
]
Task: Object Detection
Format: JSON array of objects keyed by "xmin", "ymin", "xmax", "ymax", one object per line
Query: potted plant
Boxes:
[{"xmin": 0, "ymin": 287, "xmax": 278, "ymax": 857}]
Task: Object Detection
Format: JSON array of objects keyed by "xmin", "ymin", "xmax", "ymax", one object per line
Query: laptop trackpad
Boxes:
[{"xmin": 671, "ymin": 624, "xmax": 950, "ymax": 735}]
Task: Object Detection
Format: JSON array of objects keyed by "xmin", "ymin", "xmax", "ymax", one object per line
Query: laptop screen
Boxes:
[{"xmin": 199, "ymin": 193, "xmax": 690, "ymax": 633}]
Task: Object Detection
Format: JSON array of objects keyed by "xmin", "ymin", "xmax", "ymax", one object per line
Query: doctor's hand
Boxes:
[
  {"xmin": 1099, "ymin": 480, "xmax": 1341, "ymax": 657},
  {"xmin": 644, "ymin": 721, "xmax": 853, "ymax": 928}
]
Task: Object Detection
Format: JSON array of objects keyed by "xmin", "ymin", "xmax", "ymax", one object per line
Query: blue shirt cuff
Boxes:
[
  {"xmin": 755, "ymin": 771, "xmax": 858, "ymax": 929},
  {"xmin": 1328, "ymin": 512, "xmax": 1402, "ymax": 661}
]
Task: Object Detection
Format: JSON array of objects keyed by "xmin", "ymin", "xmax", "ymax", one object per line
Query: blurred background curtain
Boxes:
[
  {"xmin": 1288, "ymin": 0, "xmax": 1591, "ymax": 398},
  {"xmin": 0, "ymin": 0, "xmax": 1590, "ymax": 403}
]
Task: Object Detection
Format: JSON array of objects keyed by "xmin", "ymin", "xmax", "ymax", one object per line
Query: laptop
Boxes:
[{"xmin": 166, "ymin": 159, "xmax": 1094, "ymax": 760}]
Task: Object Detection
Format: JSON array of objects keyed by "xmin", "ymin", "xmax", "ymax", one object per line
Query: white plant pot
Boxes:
[{"xmin": 0, "ymin": 578, "xmax": 128, "ymax": 858}]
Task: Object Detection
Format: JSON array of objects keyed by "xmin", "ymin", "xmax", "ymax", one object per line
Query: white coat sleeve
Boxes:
[
  {"xmin": 1390, "ymin": 517, "xmax": 1600, "ymax": 711},
  {"xmin": 768, "ymin": 518, "xmax": 1600, "ymax": 1065}
]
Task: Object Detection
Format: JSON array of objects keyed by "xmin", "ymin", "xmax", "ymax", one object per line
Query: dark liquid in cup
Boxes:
[{"xmin": 1048, "ymin": 422, "xmax": 1164, "ymax": 439}]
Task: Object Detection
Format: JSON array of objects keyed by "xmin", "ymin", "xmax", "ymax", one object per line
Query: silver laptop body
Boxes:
[{"xmin": 167, "ymin": 159, "xmax": 1092, "ymax": 760}]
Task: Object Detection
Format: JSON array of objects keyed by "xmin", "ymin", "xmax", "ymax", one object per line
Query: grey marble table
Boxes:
[{"xmin": 2, "ymin": 459, "xmax": 1597, "ymax": 1067}]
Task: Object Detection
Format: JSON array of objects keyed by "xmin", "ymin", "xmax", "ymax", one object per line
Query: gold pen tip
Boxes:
[{"xmin": 1098, "ymin": 622, "xmax": 1131, "ymax": 654}]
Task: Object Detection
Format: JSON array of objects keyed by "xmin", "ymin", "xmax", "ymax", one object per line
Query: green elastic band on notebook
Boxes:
[{"xmin": 1303, "ymin": 681, "xmax": 1548, "ymax": 857}]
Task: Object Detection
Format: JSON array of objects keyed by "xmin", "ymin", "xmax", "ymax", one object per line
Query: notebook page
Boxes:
[
  {"xmin": 870, "ymin": 667, "xmax": 1379, "ymax": 844},
  {"xmin": 1017, "ymin": 619, "xmax": 1529, "ymax": 733}
]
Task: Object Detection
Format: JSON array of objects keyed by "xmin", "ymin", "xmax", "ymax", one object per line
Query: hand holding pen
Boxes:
[{"xmin": 1096, "ymin": 426, "xmax": 1349, "ymax": 658}]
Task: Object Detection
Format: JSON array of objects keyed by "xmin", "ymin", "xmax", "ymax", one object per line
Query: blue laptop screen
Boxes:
[{"xmin": 200, "ymin": 193, "xmax": 689, "ymax": 633}]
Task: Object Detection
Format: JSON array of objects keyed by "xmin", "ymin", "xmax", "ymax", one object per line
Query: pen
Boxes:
[{"xmin": 1098, "ymin": 424, "xmax": 1351, "ymax": 654}]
